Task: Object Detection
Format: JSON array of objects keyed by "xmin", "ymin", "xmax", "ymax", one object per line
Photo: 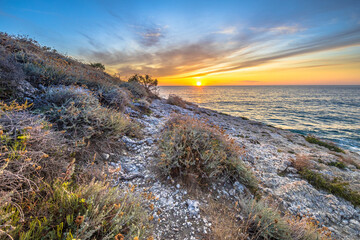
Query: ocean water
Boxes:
[{"xmin": 159, "ymin": 86, "xmax": 360, "ymax": 153}]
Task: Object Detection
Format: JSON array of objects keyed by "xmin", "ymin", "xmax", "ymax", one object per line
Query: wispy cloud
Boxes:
[
  {"xmin": 214, "ymin": 26, "xmax": 237, "ymax": 35},
  {"xmin": 250, "ymin": 25, "xmax": 305, "ymax": 34}
]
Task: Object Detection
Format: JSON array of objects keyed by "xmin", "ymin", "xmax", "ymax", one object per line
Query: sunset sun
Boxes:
[{"xmin": 196, "ymin": 81, "xmax": 202, "ymax": 86}]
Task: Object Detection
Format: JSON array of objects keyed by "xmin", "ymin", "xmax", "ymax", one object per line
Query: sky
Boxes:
[{"xmin": 1, "ymin": 0, "xmax": 360, "ymax": 86}]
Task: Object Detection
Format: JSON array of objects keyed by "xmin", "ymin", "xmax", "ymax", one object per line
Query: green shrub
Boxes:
[
  {"xmin": 128, "ymin": 74, "xmax": 158, "ymax": 93},
  {"xmin": 1, "ymin": 181, "xmax": 151, "ymax": 240},
  {"xmin": 327, "ymin": 161, "xmax": 346, "ymax": 169},
  {"xmin": 89, "ymin": 62, "xmax": 105, "ymax": 71},
  {"xmin": 158, "ymin": 115, "xmax": 258, "ymax": 192},
  {"xmin": 305, "ymin": 135, "xmax": 344, "ymax": 153}
]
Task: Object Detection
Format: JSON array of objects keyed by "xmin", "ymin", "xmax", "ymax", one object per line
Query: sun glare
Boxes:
[{"xmin": 196, "ymin": 81, "xmax": 202, "ymax": 86}]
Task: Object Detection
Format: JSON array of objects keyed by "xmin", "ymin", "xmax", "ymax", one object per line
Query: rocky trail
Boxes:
[{"xmin": 108, "ymin": 99, "xmax": 360, "ymax": 240}]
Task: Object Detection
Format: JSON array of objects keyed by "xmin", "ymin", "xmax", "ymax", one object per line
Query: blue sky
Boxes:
[{"xmin": 1, "ymin": 0, "xmax": 360, "ymax": 85}]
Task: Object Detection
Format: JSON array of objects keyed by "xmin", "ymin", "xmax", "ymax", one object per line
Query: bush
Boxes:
[
  {"xmin": 158, "ymin": 115, "xmax": 258, "ymax": 191},
  {"xmin": 167, "ymin": 94, "xmax": 186, "ymax": 108},
  {"xmin": 206, "ymin": 197, "xmax": 331, "ymax": 240},
  {"xmin": 305, "ymin": 135, "xmax": 344, "ymax": 153},
  {"xmin": 119, "ymin": 81, "xmax": 148, "ymax": 99},
  {"xmin": 327, "ymin": 161, "xmax": 346, "ymax": 169},
  {"xmin": 0, "ymin": 109, "xmax": 70, "ymax": 202},
  {"xmin": 89, "ymin": 62, "xmax": 105, "ymax": 71},
  {"xmin": 45, "ymin": 85, "xmax": 99, "ymax": 108},
  {"xmin": 1, "ymin": 181, "xmax": 151, "ymax": 240},
  {"xmin": 100, "ymin": 87, "xmax": 131, "ymax": 112},
  {"xmin": 128, "ymin": 74, "xmax": 158, "ymax": 93},
  {"xmin": 0, "ymin": 46, "xmax": 27, "ymax": 101},
  {"xmin": 44, "ymin": 103, "xmax": 140, "ymax": 140}
]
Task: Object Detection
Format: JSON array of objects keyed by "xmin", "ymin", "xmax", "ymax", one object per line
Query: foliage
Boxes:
[
  {"xmin": 327, "ymin": 161, "xmax": 346, "ymax": 169},
  {"xmin": 119, "ymin": 81, "xmax": 148, "ymax": 99},
  {"xmin": 89, "ymin": 62, "xmax": 105, "ymax": 71},
  {"xmin": 0, "ymin": 102, "xmax": 151, "ymax": 239},
  {"xmin": 45, "ymin": 85, "xmax": 99, "ymax": 108},
  {"xmin": 1, "ymin": 181, "xmax": 151, "ymax": 240},
  {"xmin": 206, "ymin": 197, "xmax": 331, "ymax": 240},
  {"xmin": 128, "ymin": 74, "xmax": 158, "ymax": 93},
  {"xmin": 305, "ymin": 135, "xmax": 345, "ymax": 153},
  {"xmin": 100, "ymin": 86, "xmax": 131, "ymax": 112},
  {"xmin": 158, "ymin": 115, "xmax": 258, "ymax": 192},
  {"xmin": 0, "ymin": 32, "xmax": 124, "ymax": 91},
  {"xmin": 0, "ymin": 46, "xmax": 26, "ymax": 101}
]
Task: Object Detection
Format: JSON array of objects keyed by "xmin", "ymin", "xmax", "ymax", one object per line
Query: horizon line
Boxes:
[{"xmin": 158, "ymin": 84, "xmax": 360, "ymax": 87}]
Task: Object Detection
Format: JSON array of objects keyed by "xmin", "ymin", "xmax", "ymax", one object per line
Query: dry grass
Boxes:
[
  {"xmin": 291, "ymin": 154, "xmax": 313, "ymax": 171},
  {"xmin": 0, "ymin": 110, "xmax": 70, "ymax": 202},
  {"xmin": 167, "ymin": 94, "xmax": 187, "ymax": 108}
]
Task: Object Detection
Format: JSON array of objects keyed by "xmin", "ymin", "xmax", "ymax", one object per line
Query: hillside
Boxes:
[{"xmin": 1, "ymin": 33, "xmax": 360, "ymax": 240}]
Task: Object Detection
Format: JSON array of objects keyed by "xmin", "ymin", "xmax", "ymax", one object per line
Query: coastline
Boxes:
[{"xmin": 123, "ymin": 97, "xmax": 360, "ymax": 239}]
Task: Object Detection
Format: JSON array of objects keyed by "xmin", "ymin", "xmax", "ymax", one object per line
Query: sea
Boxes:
[{"xmin": 159, "ymin": 85, "xmax": 360, "ymax": 154}]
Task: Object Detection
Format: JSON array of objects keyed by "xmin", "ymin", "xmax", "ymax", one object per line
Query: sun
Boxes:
[{"xmin": 196, "ymin": 81, "xmax": 202, "ymax": 86}]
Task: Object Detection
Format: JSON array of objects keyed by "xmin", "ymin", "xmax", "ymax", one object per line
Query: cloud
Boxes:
[
  {"xmin": 250, "ymin": 25, "xmax": 305, "ymax": 34},
  {"xmin": 79, "ymin": 20, "xmax": 360, "ymax": 80},
  {"xmin": 214, "ymin": 26, "xmax": 237, "ymax": 35}
]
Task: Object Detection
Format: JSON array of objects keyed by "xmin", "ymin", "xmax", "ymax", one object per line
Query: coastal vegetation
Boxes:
[
  {"xmin": 206, "ymin": 197, "xmax": 331, "ymax": 240},
  {"xmin": 0, "ymin": 32, "xmax": 351, "ymax": 239},
  {"xmin": 305, "ymin": 135, "xmax": 345, "ymax": 153},
  {"xmin": 0, "ymin": 33, "xmax": 153, "ymax": 239},
  {"xmin": 293, "ymin": 155, "xmax": 360, "ymax": 207}
]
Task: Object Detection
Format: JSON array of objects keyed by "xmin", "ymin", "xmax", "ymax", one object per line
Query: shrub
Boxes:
[
  {"xmin": 44, "ymin": 103, "xmax": 140, "ymax": 140},
  {"xmin": 327, "ymin": 161, "xmax": 346, "ymax": 169},
  {"xmin": 0, "ymin": 46, "xmax": 26, "ymax": 100},
  {"xmin": 167, "ymin": 94, "xmax": 186, "ymax": 108},
  {"xmin": 158, "ymin": 115, "xmax": 258, "ymax": 191},
  {"xmin": 119, "ymin": 81, "xmax": 148, "ymax": 99},
  {"xmin": 128, "ymin": 74, "xmax": 158, "ymax": 93},
  {"xmin": 206, "ymin": 197, "xmax": 331, "ymax": 240},
  {"xmin": 100, "ymin": 87, "xmax": 131, "ymax": 112},
  {"xmin": 0, "ymin": 32, "xmax": 123, "ymax": 91},
  {"xmin": 45, "ymin": 85, "xmax": 99, "ymax": 108},
  {"xmin": 305, "ymin": 135, "xmax": 344, "ymax": 153},
  {"xmin": 0, "ymin": 110, "xmax": 70, "ymax": 202},
  {"xmin": 89, "ymin": 62, "xmax": 105, "ymax": 71},
  {"xmin": 1, "ymin": 181, "xmax": 151, "ymax": 240}
]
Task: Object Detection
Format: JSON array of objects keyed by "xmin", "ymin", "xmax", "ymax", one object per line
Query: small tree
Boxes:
[
  {"xmin": 89, "ymin": 62, "xmax": 105, "ymax": 71},
  {"xmin": 128, "ymin": 74, "xmax": 158, "ymax": 93}
]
